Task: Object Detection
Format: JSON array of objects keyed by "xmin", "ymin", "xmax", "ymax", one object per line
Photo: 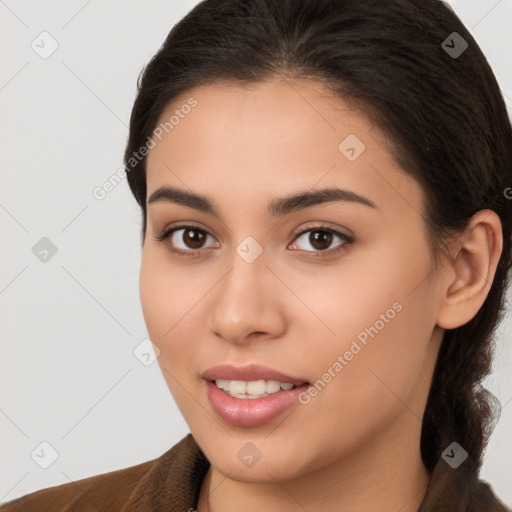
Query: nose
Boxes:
[{"xmin": 206, "ymin": 251, "xmax": 286, "ymax": 346}]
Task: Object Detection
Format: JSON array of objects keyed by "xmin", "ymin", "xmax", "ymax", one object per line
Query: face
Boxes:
[{"xmin": 140, "ymin": 78, "xmax": 444, "ymax": 482}]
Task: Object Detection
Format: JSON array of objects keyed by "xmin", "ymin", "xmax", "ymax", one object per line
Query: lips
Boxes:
[
  {"xmin": 202, "ymin": 363, "xmax": 310, "ymax": 386},
  {"xmin": 205, "ymin": 380, "xmax": 311, "ymax": 427}
]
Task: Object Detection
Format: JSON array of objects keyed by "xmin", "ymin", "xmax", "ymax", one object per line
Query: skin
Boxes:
[{"xmin": 140, "ymin": 78, "xmax": 503, "ymax": 512}]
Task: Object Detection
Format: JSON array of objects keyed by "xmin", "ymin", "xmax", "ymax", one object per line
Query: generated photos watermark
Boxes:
[
  {"xmin": 298, "ymin": 301, "xmax": 403, "ymax": 404},
  {"xmin": 92, "ymin": 97, "xmax": 198, "ymax": 201}
]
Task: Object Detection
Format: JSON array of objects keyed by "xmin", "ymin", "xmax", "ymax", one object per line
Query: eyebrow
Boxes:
[{"xmin": 147, "ymin": 185, "xmax": 378, "ymax": 218}]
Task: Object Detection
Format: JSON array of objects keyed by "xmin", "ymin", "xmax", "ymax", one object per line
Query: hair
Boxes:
[{"xmin": 123, "ymin": 0, "xmax": 512, "ymax": 478}]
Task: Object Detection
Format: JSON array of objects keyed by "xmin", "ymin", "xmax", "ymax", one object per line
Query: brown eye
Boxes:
[
  {"xmin": 155, "ymin": 225, "xmax": 219, "ymax": 255},
  {"xmin": 309, "ymin": 230, "xmax": 333, "ymax": 251},
  {"xmin": 291, "ymin": 227, "xmax": 352, "ymax": 255},
  {"xmin": 181, "ymin": 228, "xmax": 207, "ymax": 249}
]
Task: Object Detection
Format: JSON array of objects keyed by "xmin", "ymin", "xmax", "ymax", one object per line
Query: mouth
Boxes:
[
  {"xmin": 202, "ymin": 363, "xmax": 311, "ymax": 426},
  {"xmin": 205, "ymin": 379, "xmax": 312, "ymax": 427}
]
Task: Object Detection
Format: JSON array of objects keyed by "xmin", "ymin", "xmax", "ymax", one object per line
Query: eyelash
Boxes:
[{"xmin": 154, "ymin": 223, "xmax": 354, "ymax": 259}]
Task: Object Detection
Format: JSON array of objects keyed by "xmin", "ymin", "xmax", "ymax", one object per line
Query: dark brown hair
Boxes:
[{"xmin": 123, "ymin": 0, "xmax": 512, "ymax": 477}]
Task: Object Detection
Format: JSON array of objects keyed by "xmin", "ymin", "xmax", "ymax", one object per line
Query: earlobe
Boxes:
[{"xmin": 436, "ymin": 209, "xmax": 503, "ymax": 330}]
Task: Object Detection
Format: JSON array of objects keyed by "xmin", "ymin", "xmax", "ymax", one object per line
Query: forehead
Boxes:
[
  {"xmin": 145, "ymin": 79, "xmax": 423, "ymax": 218},
  {"xmin": 147, "ymin": 78, "xmax": 391, "ymax": 165}
]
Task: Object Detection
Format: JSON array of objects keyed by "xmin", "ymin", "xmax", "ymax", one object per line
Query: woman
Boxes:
[{"xmin": 1, "ymin": 0, "xmax": 510, "ymax": 510}]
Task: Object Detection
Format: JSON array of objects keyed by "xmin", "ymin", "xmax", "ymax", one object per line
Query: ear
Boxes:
[{"xmin": 436, "ymin": 209, "xmax": 503, "ymax": 330}]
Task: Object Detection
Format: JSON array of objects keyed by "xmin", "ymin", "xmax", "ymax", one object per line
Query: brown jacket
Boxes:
[{"xmin": 0, "ymin": 433, "xmax": 509, "ymax": 511}]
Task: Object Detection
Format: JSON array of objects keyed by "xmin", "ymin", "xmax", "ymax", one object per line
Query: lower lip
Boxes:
[{"xmin": 205, "ymin": 380, "xmax": 310, "ymax": 427}]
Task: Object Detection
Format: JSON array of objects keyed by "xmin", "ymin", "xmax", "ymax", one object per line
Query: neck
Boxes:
[{"xmin": 197, "ymin": 411, "xmax": 431, "ymax": 512}]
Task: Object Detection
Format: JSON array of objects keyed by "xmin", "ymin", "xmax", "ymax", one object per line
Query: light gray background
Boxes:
[{"xmin": 1, "ymin": 0, "xmax": 511, "ymax": 505}]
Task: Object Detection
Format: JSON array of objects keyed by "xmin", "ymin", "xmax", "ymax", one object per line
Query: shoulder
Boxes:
[
  {"xmin": 0, "ymin": 457, "xmax": 155, "ymax": 512},
  {"xmin": 0, "ymin": 434, "xmax": 208, "ymax": 512}
]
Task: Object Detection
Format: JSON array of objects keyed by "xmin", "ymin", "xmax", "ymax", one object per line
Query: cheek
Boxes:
[
  {"xmin": 139, "ymin": 249, "xmax": 197, "ymax": 338},
  {"xmin": 298, "ymin": 248, "xmax": 435, "ymax": 421},
  {"xmin": 296, "ymin": 309, "xmax": 430, "ymax": 469},
  {"xmin": 139, "ymin": 255, "xmax": 169, "ymax": 340},
  {"xmin": 139, "ymin": 249, "xmax": 204, "ymax": 386}
]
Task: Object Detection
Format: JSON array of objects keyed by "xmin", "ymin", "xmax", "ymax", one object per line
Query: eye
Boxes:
[
  {"xmin": 289, "ymin": 225, "xmax": 353, "ymax": 256},
  {"xmin": 154, "ymin": 225, "xmax": 218, "ymax": 257}
]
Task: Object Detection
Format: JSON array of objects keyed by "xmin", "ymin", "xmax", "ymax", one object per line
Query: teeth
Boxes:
[
  {"xmin": 265, "ymin": 380, "xmax": 281, "ymax": 393},
  {"xmin": 214, "ymin": 379, "xmax": 299, "ymax": 398}
]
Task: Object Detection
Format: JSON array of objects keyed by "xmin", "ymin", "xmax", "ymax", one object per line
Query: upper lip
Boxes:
[{"xmin": 203, "ymin": 364, "xmax": 309, "ymax": 385}]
